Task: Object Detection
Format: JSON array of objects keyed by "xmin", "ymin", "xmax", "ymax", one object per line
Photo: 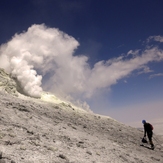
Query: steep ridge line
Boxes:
[{"xmin": 0, "ymin": 68, "xmax": 163, "ymax": 162}]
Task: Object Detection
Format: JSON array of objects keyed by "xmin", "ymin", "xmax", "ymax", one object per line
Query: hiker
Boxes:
[{"xmin": 142, "ymin": 120, "xmax": 154, "ymax": 150}]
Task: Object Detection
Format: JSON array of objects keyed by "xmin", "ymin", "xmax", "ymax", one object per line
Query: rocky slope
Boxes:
[
  {"xmin": 0, "ymin": 68, "xmax": 163, "ymax": 163},
  {"xmin": 0, "ymin": 69, "xmax": 18, "ymax": 97}
]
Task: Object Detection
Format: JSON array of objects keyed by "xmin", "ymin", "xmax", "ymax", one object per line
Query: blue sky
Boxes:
[{"xmin": 0, "ymin": 0, "xmax": 163, "ymax": 126}]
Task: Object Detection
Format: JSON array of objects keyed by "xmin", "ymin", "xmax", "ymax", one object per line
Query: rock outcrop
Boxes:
[{"xmin": 0, "ymin": 69, "xmax": 18, "ymax": 96}]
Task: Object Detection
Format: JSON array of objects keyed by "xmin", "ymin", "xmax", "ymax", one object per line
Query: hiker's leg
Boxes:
[
  {"xmin": 150, "ymin": 139, "xmax": 154, "ymax": 150},
  {"xmin": 149, "ymin": 140, "xmax": 154, "ymax": 145},
  {"xmin": 148, "ymin": 133, "xmax": 154, "ymax": 149},
  {"xmin": 148, "ymin": 133, "xmax": 154, "ymax": 145}
]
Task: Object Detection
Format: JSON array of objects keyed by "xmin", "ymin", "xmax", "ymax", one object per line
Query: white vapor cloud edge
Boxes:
[
  {"xmin": 147, "ymin": 35, "xmax": 163, "ymax": 43},
  {"xmin": 0, "ymin": 24, "xmax": 163, "ymax": 110},
  {"xmin": 149, "ymin": 73, "xmax": 163, "ymax": 79}
]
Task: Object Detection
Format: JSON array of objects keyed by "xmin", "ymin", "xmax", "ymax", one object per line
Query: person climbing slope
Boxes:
[{"xmin": 142, "ymin": 120, "xmax": 155, "ymax": 150}]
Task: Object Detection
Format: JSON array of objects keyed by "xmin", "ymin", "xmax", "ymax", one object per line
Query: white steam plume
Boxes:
[
  {"xmin": 0, "ymin": 25, "xmax": 163, "ymax": 109},
  {"xmin": 0, "ymin": 24, "xmax": 79, "ymax": 98}
]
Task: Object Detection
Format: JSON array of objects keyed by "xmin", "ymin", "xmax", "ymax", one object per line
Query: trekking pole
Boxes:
[
  {"xmin": 153, "ymin": 135, "xmax": 163, "ymax": 148},
  {"xmin": 153, "ymin": 136, "xmax": 161, "ymax": 145}
]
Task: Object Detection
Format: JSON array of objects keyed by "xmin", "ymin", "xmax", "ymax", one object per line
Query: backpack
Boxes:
[{"xmin": 149, "ymin": 123, "xmax": 153, "ymax": 130}]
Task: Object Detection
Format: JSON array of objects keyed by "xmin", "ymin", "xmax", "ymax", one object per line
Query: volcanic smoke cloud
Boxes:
[{"xmin": 0, "ymin": 24, "xmax": 163, "ymax": 109}]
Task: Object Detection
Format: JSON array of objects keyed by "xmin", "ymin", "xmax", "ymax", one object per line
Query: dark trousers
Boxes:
[{"xmin": 147, "ymin": 131, "xmax": 154, "ymax": 145}]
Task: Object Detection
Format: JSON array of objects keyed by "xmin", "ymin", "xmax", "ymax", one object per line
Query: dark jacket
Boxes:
[{"xmin": 144, "ymin": 122, "xmax": 153, "ymax": 137}]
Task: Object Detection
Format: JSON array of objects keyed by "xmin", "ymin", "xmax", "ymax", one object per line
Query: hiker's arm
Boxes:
[{"xmin": 144, "ymin": 126, "xmax": 146, "ymax": 137}]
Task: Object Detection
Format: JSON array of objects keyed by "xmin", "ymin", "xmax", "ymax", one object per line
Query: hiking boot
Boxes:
[{"xmin": 151, "ymin": 144, "xmax": 155, "ymax": 150}]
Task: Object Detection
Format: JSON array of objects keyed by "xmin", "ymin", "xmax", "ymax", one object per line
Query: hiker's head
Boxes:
[{"xmin": 142, "ymin": 120, "xmax": 146, "ymax": 124}]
